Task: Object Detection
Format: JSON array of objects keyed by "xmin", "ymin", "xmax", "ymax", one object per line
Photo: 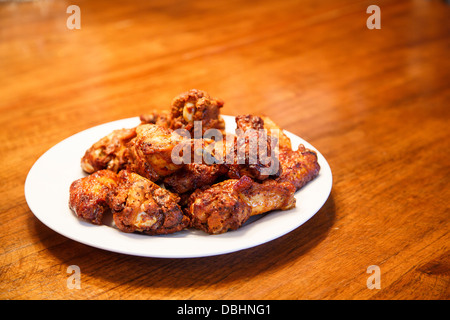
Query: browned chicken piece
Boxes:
[
  {"xmin": 170, "ymin": 89, "xmax": 225, "ymax": 135},
  {"xmin": 260, "ymin": 115, "xmax": 292, "ymax": 150},
  {"xmin": 187, "ymin": 175, "xmax": 296, "ymax": 234},
  {"xmin": 139, "ymin": 110, "xmax": 172, "ymax": 129},
  {"xmin": 276, "ymin": 144, "xmax": 320, "ymax": 190},
  {"xmin": 69, "ymin": 170, "xmax": 120, "ymax": 225},
  {"xmin": 163, "ymin": 163, "xmax": 227, "ymax": 194},
  {"xmin": 224, "ymin": 115, "xmax": 281, "ymax": 181},
  {"xmin": 109, "ymin": 170, "xmax": 189, "ymax": 235},
  {"xmin": 81, "ymin": 128, "xmax": 136, "ymax": 174},
  {"xmin": 127, "ymin": 122, "xmax": 223, "ymax": 182},
  {"xmin": 240, "ymin": 179, "xmax": 296, "ymax": 216},
  {"xmin": 125, "ymin": 124, "xmax": 187, "ymax": 182},
  {"xmin": 235, "ymin": 114, "xmax": 265, "ymax": 131}
]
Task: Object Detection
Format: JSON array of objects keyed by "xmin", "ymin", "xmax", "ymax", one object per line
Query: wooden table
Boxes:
[{"xmin": 1, "ymin": 0, "xmax": 449, "ymax": 300}]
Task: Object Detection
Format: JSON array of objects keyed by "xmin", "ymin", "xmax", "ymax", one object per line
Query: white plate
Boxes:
[{"xmin": 25, "ymin": 115, "xmax": 332, "ymax": 258}]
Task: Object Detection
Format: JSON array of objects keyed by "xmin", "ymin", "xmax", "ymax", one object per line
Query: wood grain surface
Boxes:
[{"xmin": 1, "ymin": 0, "xmax": 449, "ymax": 300}]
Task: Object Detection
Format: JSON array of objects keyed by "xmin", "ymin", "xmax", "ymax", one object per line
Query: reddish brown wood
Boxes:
[{"xmin": 0, "ymin": 0, "xmax": 449, "ymax": 299}]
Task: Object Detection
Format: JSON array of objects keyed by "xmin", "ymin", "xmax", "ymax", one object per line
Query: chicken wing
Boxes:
[
  {"xmin": 235, "ymin": 114, "xmax": 320, "ymax": 190},
  {"xmin": 186, "ymin": 175, "xmax": 295, "ymax": 234},
  {"xmin": 276, "ymin": 144, "xmax": 320, "ymax": 190},
  {"xmin": 224, "ymin": 115, "xmax": 281, "ymax": 181},
  {"xmin": 80, "ymin": 128, "xmax": 136, "ymax": 174},
  {"xmin": 110, "ymin": 170, "xmax": 189, "ymax": 235},
  {"xmin": 125, "ymin": 124, "xmax": 187, "ymax": 182},
  {"xmin": 170, "ymin": 89, "xmax": 225, "ymax": 135},
  {"xmin": 240, "ymin": 179, "xmax": 296, "ymax": 216},
  {"xmin": 69, "ymin": 170, "xmax": 120, "ymax": 225}
]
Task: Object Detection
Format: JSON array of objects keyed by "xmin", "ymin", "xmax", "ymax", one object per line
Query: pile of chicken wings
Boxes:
[{"xmin": 69, "ymin": 89, "xmax": 320, "ymax": 235}]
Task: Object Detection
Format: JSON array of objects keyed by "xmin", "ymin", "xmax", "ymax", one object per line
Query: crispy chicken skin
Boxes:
[
  {"xmin": 235, "ymin": 114, "xmax": 265, "ymax": 131},
  {"xmin": 170, "ymin": 89, "xmax": 225, "ymax": 134},
  {"xmin": 163, "ymin": 163, "xmax": 227, "ymax": 194},
  {"xmin": 276, "ymin": 145, "xmax": 320, "ymax": 190},
  {"xmin": 69, "ymin": 170, "xmax": 119, "ymax": 225},
  {"xmin": 187, "ymin": 176, "xmax": 296, "ymax": 234},
  {"xmin": 225, "ymin": 115, "xmax": 281, "ymax": 181},
  {"xmin": 125, "ymin": 124, "xmax": 186, "ymax": 181},
  {"xmin": 110, "ymin": 170, "xmax": 189, "ymax": 235},
  {"xmin": 187, "ymin": 177, "xmax": 252, "ymax": 234},
  {"xmin": 81, "ymin": 128, "xmax": 136, "ymax": 174}
]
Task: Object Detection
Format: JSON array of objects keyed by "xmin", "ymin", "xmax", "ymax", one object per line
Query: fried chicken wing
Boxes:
[
  {"xmin": 186, "ymin": 177, "xmax": 252, "ymax": 234},
  {"xmin": 187, "ymin": 175, "xmax": 295, "ymax": 234},
  {"xmin": 170, "ymin": 89, "xmax": 225, "ymax": 134},
  {"xmin": 69, "ymin": 170, "xmax": 120, "ymax": 225},
  {"xmin": 81, "ymin": 128, "xmax": 136, "ymax": 174},
  {"xmin": 125, "ymin": 124, "xmax": 186, "ymax": 181},
  {"xmin": 110, "ymin": 170, "xmax": 189, "ymax": 235},
  {"xmin": 224, "ymin": 115, "xmax": 280, "ymax": 181},
  {"xmin": 235, "ymin": 114, "xmax": 292, "ymax": 152},
  {"xmin": 276, "ymin": 144, "xmax": 320, "ymax": 190},
  {"xmin": 239, "ymin": 179, "xmax": 296, "ymax": 216}
]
